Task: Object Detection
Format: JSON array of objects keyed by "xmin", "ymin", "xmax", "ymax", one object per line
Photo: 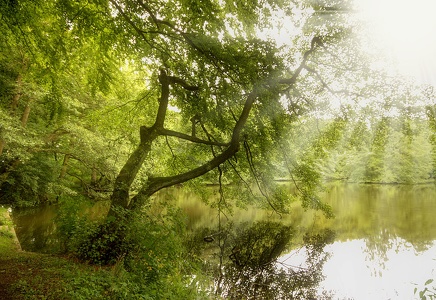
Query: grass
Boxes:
[
  {"xmin": 0, "ymin": 206, "xmax": 212, "ymax": 300},
  {"xmin": 0, "ymin": 207, "xmax": 118, "ymax": 300}
]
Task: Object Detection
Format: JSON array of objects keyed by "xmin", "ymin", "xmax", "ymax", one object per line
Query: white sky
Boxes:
[
  {"xmin": 255, "ymin": 0, "xmax": 436, "ymax": 89},
  {"xmin": 356, "ymin": 0, "xmax": 436, "ymax": 86}
]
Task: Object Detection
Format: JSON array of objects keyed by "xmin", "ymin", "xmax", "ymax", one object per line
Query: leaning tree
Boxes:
[
  {"xmin": 101, "ymin": 0, "xmax": 356, "ymax": 218},
  {"xmin": 1, "ymin": 0, "xmax": 365, "ymax": 261}
]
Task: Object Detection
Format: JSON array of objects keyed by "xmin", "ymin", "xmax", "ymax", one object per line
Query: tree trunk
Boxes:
[
  {"xmin": 59, "ymin": 154, "xmax": 70, "ymax": 179},
  {"xmin": 108, "ymin": 70, "xmax": 170, "ymax": 216},
  {"xmin": 108, "ymin": 71, "xmax": 259, "ymax": 214},
  {"xmin": 11, "ymin": 74, "xmax": 22, "ymax": 113},
  {"xmin": 0, "ymin": 139, "xmax": 4, "ymax": 156},
  {"xmin": 21, "ymin": 101, "xmax": 31, "ymax": 127},
  {"xmin": 109, "ymin": 138, "xmax": 152, "ymax": 212}
]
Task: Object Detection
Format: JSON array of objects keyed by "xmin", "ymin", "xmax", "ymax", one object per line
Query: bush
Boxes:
[{"xmin": 57, "ymin": 201, "xmax": 206, "ymax": 298}]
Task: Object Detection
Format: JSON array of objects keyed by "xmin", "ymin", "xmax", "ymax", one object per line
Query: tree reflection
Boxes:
[
  {"xmin": 12, "ymin": 206, "xmax": 59, "ymax": 253},
  {"xmin": 202, "ymin": 221, "xmax": 335, "ymax": 299},
  {"xmin": 364, "ymin": 227, "xmax": 435, "ymax": 274}
]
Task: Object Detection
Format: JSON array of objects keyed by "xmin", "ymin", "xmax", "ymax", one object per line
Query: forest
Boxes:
[{"xmin": 1, "ymin": 0, "xmax": 436, "ymax": 299}]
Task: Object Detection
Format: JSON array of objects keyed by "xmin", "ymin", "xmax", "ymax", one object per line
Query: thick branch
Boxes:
[
  {"xmin": 154, "ymin": 70, "xmax": 199, "ymax": 128},
  {"xmin": 159, "ymin": 128, "xmax": 229, "ymax": 146},
  {"xmin": 109, "ymin": 71, "xmax": 169, "ymax": 212},
  {"xmin": 129, "ymin": 41, "xmax": 321, "ymax": 208},
  {"xmin": 154, "ymin": 69, "xmax": 170, "ymax": 128},
  {"xmin": 168, "ymin": 76, "xmax": 199, "ymax": 91},
  {"xmin": 129, "ymin": 91, "xmax": 258, "ymax": 208}
]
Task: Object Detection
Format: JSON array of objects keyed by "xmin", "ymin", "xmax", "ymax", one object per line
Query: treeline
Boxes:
[{"xmin": 285, "ymin": 110, "xmax": 436, "ymax": 184}]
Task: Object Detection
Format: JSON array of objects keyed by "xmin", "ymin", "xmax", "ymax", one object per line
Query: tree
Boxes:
[
  {"xmin": 101, "ymin": 0, "xmax": 355, "ymax": 218},
  {"xmin": 1, "ymin": 0, "xmax": 375, "ymax": 262}
]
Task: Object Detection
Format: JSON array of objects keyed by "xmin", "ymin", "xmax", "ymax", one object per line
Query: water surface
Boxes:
[{"xmin": 11, "ymin": 183, "xmax": 436, "ymax": 299}]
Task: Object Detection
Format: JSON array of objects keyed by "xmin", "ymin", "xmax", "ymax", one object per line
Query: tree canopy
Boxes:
[
  {"xmin": 1, "ymin": 0, "xmax": 436, "ymax": 298},
  {"xmin": 1, "ymin": 0, "xmax": 435, "ymax": 265}
]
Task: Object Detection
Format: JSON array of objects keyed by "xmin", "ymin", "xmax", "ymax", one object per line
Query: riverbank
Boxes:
[
  {"xmin": 0, "ymin": 207, "xmax": 114, "ymax": 299},
  {"xmin": 1, "ymin": 207, "xmax": 66, "ymax": 299}
]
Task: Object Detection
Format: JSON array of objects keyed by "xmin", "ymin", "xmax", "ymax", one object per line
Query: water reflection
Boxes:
[
  {"xmin": 10, "ymin": 183, "xmax": 436, "ymax": 299},
  {"xmin": 202, "ymin": 221, "xmax": 335, "ymax": 299},
  {"xmin": 11, "ymin": 201, "xmax": 109, "ymax": 253},
  {"xmin": 320, "ymin": 238, "xmax": 436, "ymax": 300},
  {"xmin": 12, "ymin": 206, "xmax": 59, "ymax": 253}
]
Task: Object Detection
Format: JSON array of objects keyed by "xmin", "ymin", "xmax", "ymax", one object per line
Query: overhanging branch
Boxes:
[
  {"xmin": 128, "ymin": 39, "xmax": 322, "ymax": 208},
  {"xmin": 128, "ymin": 91, "xmax": 258, "ymax": 208},
  {"xmin": 159, "ymin": 128, "xmax": 229, "ymax": 146},
  {"xmin": 278, "ymin": 36, "xmax": 322, "ymax": 86}
]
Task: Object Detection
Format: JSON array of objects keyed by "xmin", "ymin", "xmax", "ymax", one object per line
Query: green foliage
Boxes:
[
  {"xmin": 285, "ymin": 100, "xmax": 436, "ymax": 185},
  {"xmin": 414, "ymin": 279, "xmax": 436, "ymax": 300},
  {"xmin": 56, "ymin": 200, "xmax": 206, "ymax": 298},
  {"xmin": 56, "ymin": 196, "xmax": 100, "ymax": 253},
  {"xmin": 75, "ymin": 217, "xmax": 132, "ymax": 265},
  {"xmin": 1, "ymin": 0, "xmax": 435, "ymax": 297},
  {"xmin": 121, "ymin": 205, "xmax": 202, "ymax": 298},
  {"xmin": 0, "ymin": 207, "xmax": 14, "ymax": 240},
  {"xmin": 0, "ymin": 154, "xmax": 60, "ymax": 207}
]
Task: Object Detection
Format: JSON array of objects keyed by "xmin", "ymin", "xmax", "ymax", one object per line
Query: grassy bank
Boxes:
[{"xmin": 0, "ymin": 207, "xmax": 119, "ymax": 300}]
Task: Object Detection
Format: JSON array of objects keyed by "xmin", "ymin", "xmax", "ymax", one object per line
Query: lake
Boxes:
[
  {"xmin": 281, "ymin": 183, "xmax": 436, "ymax": 299},
  {"xmin": 11, "ymin": 183, "xmax": 436, "ymax": 299}
]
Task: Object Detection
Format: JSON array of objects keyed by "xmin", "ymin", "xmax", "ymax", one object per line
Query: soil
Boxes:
[
  {"xmin": 0, "ymin": 251, "xmax": 63, "ymax": 299},
  {"xmin": 0, "ymin": 210, "xmax": 68, "ymax": 299}
]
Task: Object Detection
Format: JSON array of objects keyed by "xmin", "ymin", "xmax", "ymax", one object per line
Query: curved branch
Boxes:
[
  {"xmin": 278, "ymin": 36, "xmax": 322, "ymax": 85},
  {"xmin": 168, "ymin": 76, "xmax": 199, "ymax": 91},
  {"xmin": 129, "ymin": 42, "xmax": 321, "ymax": 209},
  {"xmin": 129, "ymin": 90, "xmax": 258, "ymax": 208},
  {"xmin": 159, "ymin": 128, "xmax": 229, "ymax": 146}
]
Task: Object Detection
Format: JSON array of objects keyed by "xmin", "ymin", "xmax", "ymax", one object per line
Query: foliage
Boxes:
[
  {"xmin": 1, "ymin": 0, "xmax": 436, "ymax": 298},
  {"xmin": 414, "ymin": 279, "xmax": 436, "ymax": 300},
  {"xmin": 0, "ymin": 207, "xmax": 14, "ymax": 243},
  {"xmin": 284, "ymin": 105, "xmax": 436, "ymax": 185},
  {"xmin": 0, "ymin": 153, "xmax": 61, "ymax": 207},
  {"xmin": 55, "ymin": 199, "xmax": 206, "ymax": 298},
  {"xmin": 56, "ymin": 196, "xmax": 96, "ymax": 253}
]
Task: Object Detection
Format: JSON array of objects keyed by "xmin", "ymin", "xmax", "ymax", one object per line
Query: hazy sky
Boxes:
[{"xmin": 357, "ymin": 0, "xmax": 436, "ymax": 86}]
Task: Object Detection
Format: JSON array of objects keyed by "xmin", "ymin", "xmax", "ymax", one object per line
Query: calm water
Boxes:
[
  {"xmin": 11, "ymin": 183, "xmax": 436, "ymax": 299},
  {"xmin": 282, "ymin": 183, "xmax": 436, "ymax": 299}
]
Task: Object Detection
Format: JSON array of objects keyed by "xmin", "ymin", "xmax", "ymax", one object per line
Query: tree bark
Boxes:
[
  {"xmin": 20, "ymin": 101, "xmax": 32, "ymax": 127},
  {"xmin": 129, "ymin": 90, "xmax": 258, "ymax": 209},
  {"xmin": 11, "ymin": 74, "xmax": 22, "ymax": 113},
  {"xmin": 59, "ymin": 154, "xmax": 70, "ymax": 179},
  {"xmin": 108, "ymin": 69, "xmax": 170, "ymax": 215},
  {"xmin": 109, "ymin": 129, "xmax": 155, "ymax": 212},
  {"xmin": 107, "ymin": 34, "xmax": 322, "ymax": 216}
]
